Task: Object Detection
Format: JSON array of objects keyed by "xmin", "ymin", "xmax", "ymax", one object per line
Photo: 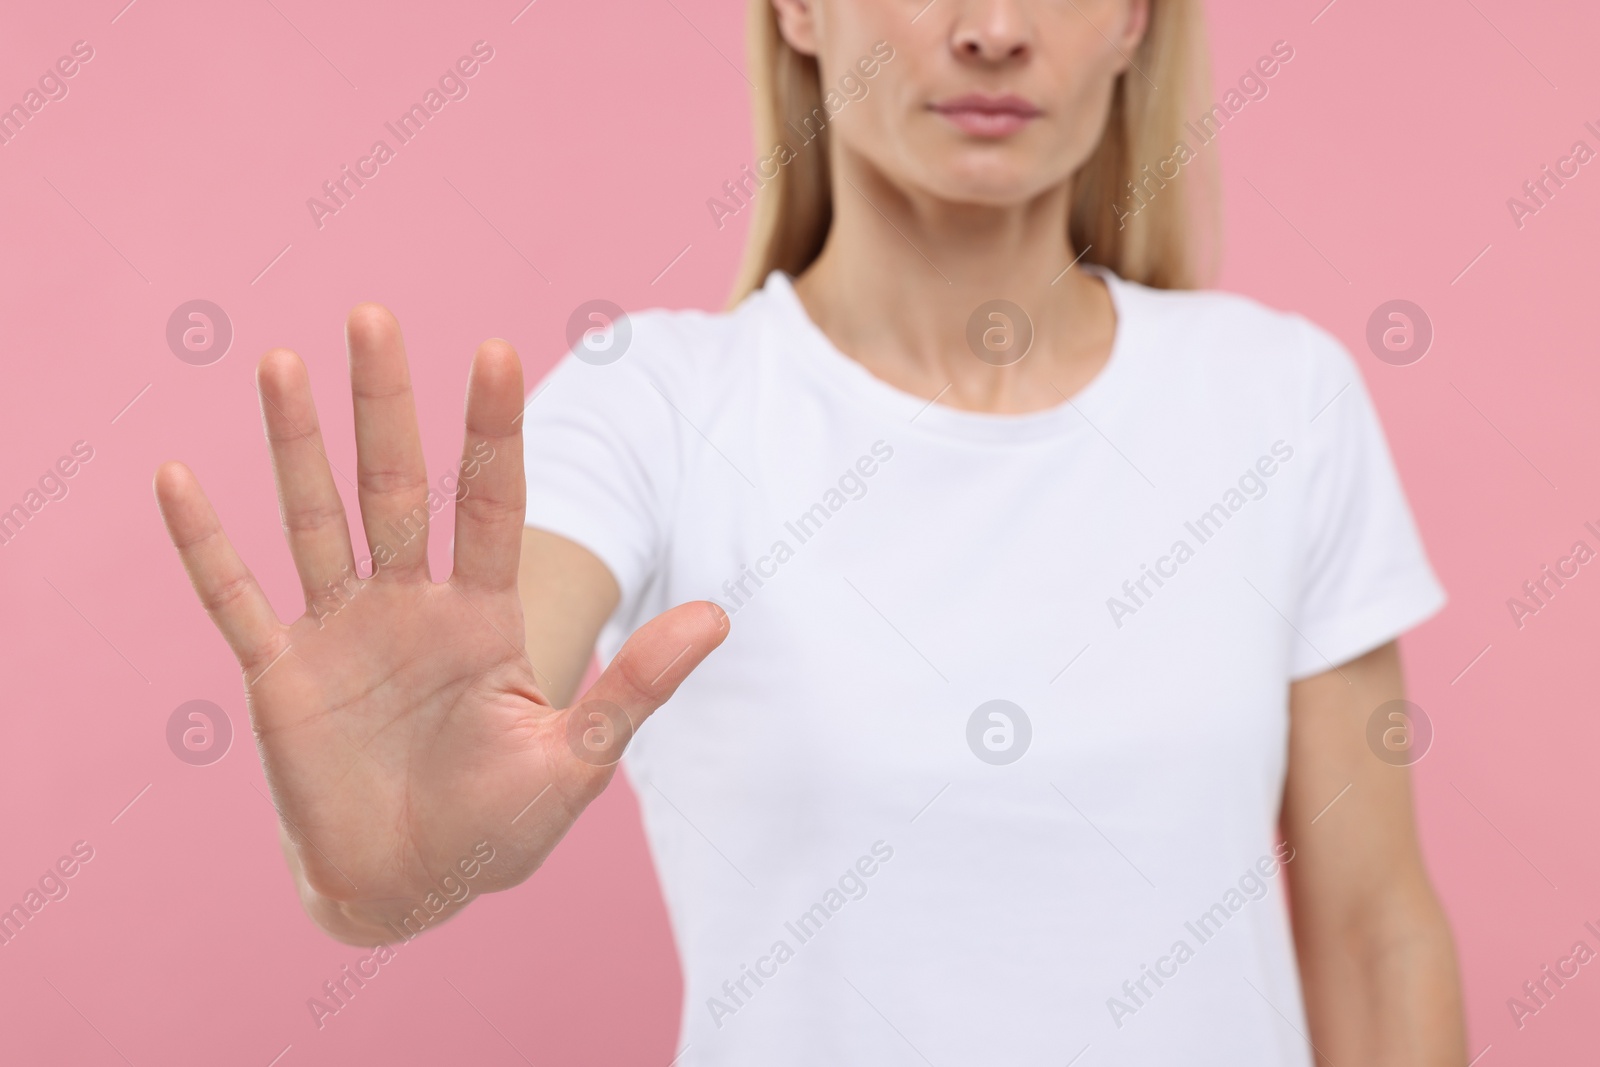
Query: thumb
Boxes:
[{"xmin": 563, "ymin": 600, "xmax": 729, "ymax": 767}]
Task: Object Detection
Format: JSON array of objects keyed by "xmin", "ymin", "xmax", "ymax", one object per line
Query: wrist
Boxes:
[{"xmin": 277, "ymin": 825, "xmax": 501, "ymax": 944}]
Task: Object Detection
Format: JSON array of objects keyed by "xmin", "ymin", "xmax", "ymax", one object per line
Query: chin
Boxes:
[
  {"xmin": 911, "ymin": 155, "xmax": 1063, "ymax": 208},
  {"xmin": 868, "ymin": 120, "xmax": 1064, "ymax": 207}
]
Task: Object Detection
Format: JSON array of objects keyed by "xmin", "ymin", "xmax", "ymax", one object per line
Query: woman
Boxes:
[{"xmin": 154, "ymin": 0, "xmax": 1467, "ymax": 1062}]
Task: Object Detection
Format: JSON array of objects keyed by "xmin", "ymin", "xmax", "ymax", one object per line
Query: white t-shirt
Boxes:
[{"xmin": 521, "ymin": 267, "xmax": 1445, "ymax": 1066}]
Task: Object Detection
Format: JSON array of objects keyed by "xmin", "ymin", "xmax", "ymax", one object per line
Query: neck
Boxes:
[{"xmin": 792, "ymin": 150, "xmax": 1116, "ymax": 416}]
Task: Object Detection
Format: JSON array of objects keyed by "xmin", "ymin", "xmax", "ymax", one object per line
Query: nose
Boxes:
[{"xmin": 950, "ymin": 1, "xmax": 1032, "ymax": 64}]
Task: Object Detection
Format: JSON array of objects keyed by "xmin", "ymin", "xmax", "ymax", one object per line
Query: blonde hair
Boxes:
[{"xmin": 729, "ymin": 0, "xmax": 1217, "ymax": 305}]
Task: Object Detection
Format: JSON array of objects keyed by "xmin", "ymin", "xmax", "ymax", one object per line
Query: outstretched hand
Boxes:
[{"xmin": 154, "ymin": 305, "xmax": 727, "ymax": 943}]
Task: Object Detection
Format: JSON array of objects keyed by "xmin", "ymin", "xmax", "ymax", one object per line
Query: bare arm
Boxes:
[
  {"xmin": 1281, "ymin": 640, "xmax": 1467, "ymax": 1065},
  {"xmin": 517, "ymin": 526, "xmax": 619, "ymax": 709}
]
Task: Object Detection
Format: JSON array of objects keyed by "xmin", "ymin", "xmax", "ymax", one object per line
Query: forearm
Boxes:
[
  {"xmin": 1284, "ymin": 646, "xmax": 1468, "ymax": 1064},
  {"xmin": 1297, "ymin": 881, "xmax": 1467, "ymax": 1066}
]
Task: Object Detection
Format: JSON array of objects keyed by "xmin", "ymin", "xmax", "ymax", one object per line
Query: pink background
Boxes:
[{"xmin": 0, "ymin": 0, "xmax": 1595, "ymax": 1063}]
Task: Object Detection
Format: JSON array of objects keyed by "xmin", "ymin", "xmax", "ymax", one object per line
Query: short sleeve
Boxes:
[
  {"xmin": 1287, "ymin": 321, "xmax": 1446, "ymax": 681},
  {"xmin": 520, "ymin": 345, "xmax": 683, "ymax": 615}
]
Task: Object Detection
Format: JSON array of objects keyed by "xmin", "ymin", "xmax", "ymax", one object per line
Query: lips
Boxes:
[{"xmin": 930, "ymin": 93, "xmax": 1042, "ymax": 138}]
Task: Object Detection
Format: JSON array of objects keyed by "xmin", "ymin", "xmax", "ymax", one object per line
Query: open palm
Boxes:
[{"xmin": 154, "ymin": 305, "xmax": 726, "ymax": 943}]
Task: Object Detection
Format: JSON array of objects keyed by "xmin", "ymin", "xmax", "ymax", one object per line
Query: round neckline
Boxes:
[{"xmin": 760, "ymin": 264, "xmax": 1139, "ymax": 445}]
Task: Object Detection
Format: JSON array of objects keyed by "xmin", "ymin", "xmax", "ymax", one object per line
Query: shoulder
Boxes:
[
  {"xmin": 533, "ymin": 284, "xmax": 774, "ymax": 428},
  {"xmin": 1113, "ymin": 274, "xmax": 1359, "ymax": 419},
  {"xmin": 600, "ymin": 284, "xmax": 773, "ymax": 390}
]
